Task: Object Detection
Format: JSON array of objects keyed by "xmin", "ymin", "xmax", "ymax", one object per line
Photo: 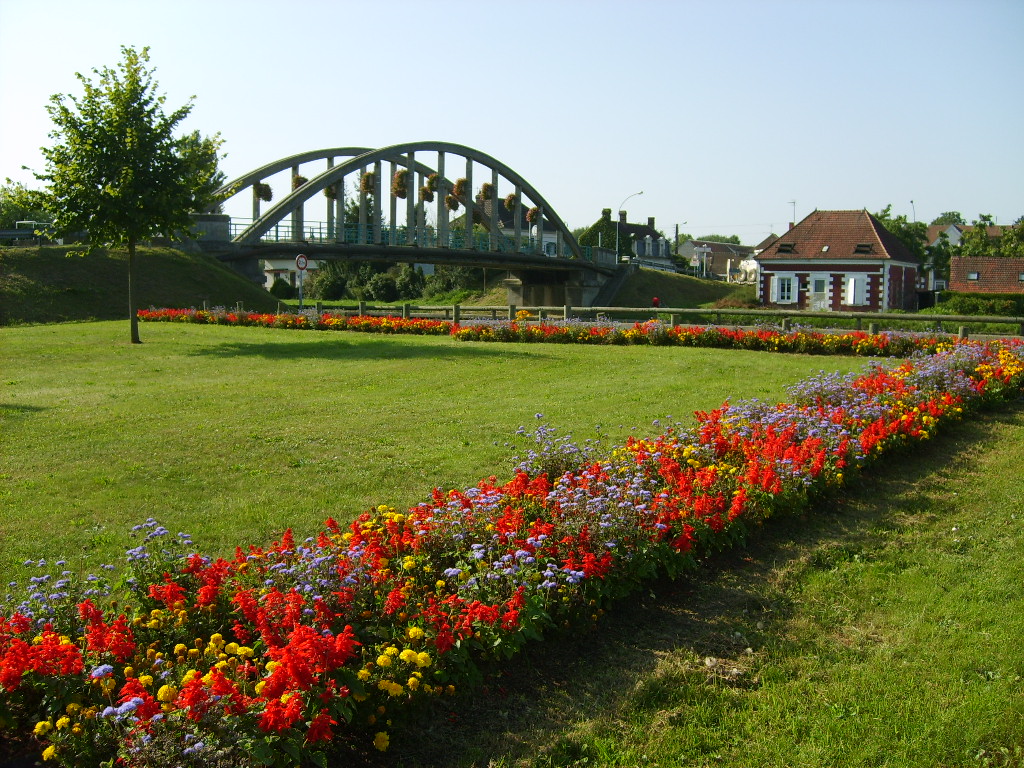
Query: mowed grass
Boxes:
[
  {"xmin": 390, "ymin": 402, "xmax": 1024, "ymax": 768},
  {"xmin": 0, "ymin": 320, "xmax": 867, "ymax": 584}
]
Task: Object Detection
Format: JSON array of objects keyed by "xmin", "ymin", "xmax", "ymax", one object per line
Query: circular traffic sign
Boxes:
[{"xmin": 295, "ymin": 254, "xmax": 308, "ymax": 271}]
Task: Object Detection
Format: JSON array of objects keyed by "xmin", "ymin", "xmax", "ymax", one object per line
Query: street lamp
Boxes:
[{"xmin": 616, "ymin": 190, "xmax": 643, "ymax": 261}]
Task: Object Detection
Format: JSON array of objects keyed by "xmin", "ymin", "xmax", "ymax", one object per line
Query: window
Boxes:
[
  {"xmin": 777, "ymin": 242, "xmax": 795, "ymax": 254},
  {"xmin": 1018, "ymin": 273, "xmax": 1024, "ymax": 282},
  {"xmin": 967, "ymin": 271, "xmax": 980, "ymax": 281},
  {"xmin": 770, "ymin": 275, "xmax": 796, "ymax": 304},
  {"xmin": 844, "ymin": 274, "xmax": 868, "ymax": 305},
  {"xmin": 854, "ymin": 243, "xmax": 873, "ymax": 254}
]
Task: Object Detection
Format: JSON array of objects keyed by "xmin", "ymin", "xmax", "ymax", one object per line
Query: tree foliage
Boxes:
[
  {"xmin": 873, "ymin": 205, "xmax": 927, "ymax": 263},
  {"xmin": 696, "ymin": 233, "xmax": 741, "ymax": 245},
  {"xmin": 930, "ymin": 211, "xmax": 966, "ymax": 226},
  {"xmin": 959, "ymin": 214, "xmax": 1024, "ymax": 259},
  {"xmin": 36, "ymin": 45, "xmax": 225, "ymax": 342},
  {"xmin": 0, "ymin": 180, "xmax": 50, "ymax": 229}
]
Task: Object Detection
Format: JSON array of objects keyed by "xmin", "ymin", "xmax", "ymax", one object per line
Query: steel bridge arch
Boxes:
[{"xmin": 217, "ymin": 142, "xmax": 584, "ymax": 260}]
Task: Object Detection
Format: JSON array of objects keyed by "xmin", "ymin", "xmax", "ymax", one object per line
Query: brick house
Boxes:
[
  {"xmin": 949, "ymin": 256, "xmax": 1024, "ymax": 293},
  {"xmin": 756, "ymin": 209, "xmax": 919, "ymax": 312}
]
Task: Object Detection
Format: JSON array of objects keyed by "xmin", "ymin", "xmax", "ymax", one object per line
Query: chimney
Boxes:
[
  {"xmin": 619, "ymin": 210, "xmax": 627, "ymax": 224},
  {"xmin": 648, "ymin": 217, "xmax": 655, "ymax": 229},
  {"xmin": 788, "ymin": 222, "xmax": 794, "ymax": 230},
  {"xmin": 601, "ymin": 208, "xmax": 611, "ymax": 221}
]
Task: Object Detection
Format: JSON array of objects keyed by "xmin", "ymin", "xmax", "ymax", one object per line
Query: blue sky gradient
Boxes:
[{"xmin": 2, "ymin": 0, "xmax": 1021, "ymax": 243}]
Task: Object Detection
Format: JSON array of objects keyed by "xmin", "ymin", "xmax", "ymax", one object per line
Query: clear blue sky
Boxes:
[{"xmin": 2, "ymin": 0, "xmax": 1021, "ymax": 244}]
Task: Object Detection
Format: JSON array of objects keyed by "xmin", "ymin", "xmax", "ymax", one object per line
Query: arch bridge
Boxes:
[{"xmin": 201, "ymin": 142, "xmax": 620, "ymax": 306}]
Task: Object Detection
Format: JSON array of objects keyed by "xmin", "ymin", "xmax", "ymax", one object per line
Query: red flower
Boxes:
[{"xmin": 306, "ymin": 709, "xmax": 336, "ymax": 743}]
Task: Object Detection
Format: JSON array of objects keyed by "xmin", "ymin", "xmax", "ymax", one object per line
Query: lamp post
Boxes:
[{"xmin": 616, "ymin": 190, "xmax": 643, "ymax": 261}]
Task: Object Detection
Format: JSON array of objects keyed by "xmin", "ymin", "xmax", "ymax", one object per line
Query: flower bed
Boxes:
[
  {"xmin": 3, "ymin": 333, "xmax": 1023, "ymax": 765},
  {"xmin": 137, "ymin": 308, "xmax": 985, "ymax": 359}
]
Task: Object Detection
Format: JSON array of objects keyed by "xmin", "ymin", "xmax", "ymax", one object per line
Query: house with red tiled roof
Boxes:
[
  {"xmin": 756, "ymin": 209, "xmax": 920, "ymax": 312},
  {"xmin": 949, "ymin": 256, "xmax": 1024, "ymax": 293}
]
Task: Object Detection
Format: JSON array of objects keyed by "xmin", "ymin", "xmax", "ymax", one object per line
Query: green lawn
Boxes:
[
  {"xmin": 0, "ymin": 321, "xmax": 866, "ymax": 584},
  {"xmin": 3, "ymin": 321, "xmax": 1020, "ymax": 767}
]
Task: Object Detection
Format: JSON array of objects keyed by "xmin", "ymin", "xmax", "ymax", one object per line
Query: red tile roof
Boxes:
[
  {"xmin": 949, "ymin": 256, "xmax": 1024, "ymax": 293},
  {"xmin": 757, "ymin": 209, "xmax": 916, "ymax": 262}
]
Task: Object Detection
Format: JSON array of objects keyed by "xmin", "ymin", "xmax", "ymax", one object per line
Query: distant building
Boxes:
[
  {"xmin": 756, "ymin": 209, "xmax": 919, "ymax": 312},
  {"xmin": 678, "ymin": 239, "xmax": 755, "ymax": 280},
  {"xmin": 949, "ymin": 256, "xmax": 1024, "ymax": 293},
  {"xmin": 578, "ymin": 209, "xmax": 673, "ymax": 269}
]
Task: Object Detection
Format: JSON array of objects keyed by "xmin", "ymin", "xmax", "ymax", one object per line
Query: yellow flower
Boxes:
[
  {"xmin": 357, "ymin": 669, "xmax": 371, "ymax": 681},
  {"xmin": 415, "ymin": 652, "xmax": 432, "ymax": 668},
  {"xmin": 376, "ymin": 654, "xmax": 392, "ymax": 668},
  {"xmin": 407, "ymin": 677, "xmax": 420, "ymax": 690},
  {"xmin": 225, "ymin": 642, "xmax": 239, "ymax": 655},
  {"xmin": 173, "ymin": 643, "xmax": 188, "ymax": 656},
  {"xmin": 55, "ymin": 717, "xmax": 70, "ymax": 730},
  {"xmin": 33, "ymin": 720, "xmax": 53, "ymax": 737},
  {"xmin": 406, "ymin": 626, "xmax": 425, "ymax": 641},
  {"xmin": 385, "ymin": 646, "xmax": 400, "ymax": 657},
  {"xmin": 42, "ymin": 745, "xmax": 57, "ymax": 761},
  {"xmin": 157, "ymin": 684, "xmax": 178, "ymax": 702},
  {"xmin": 373, "ymin": 732, "xmax": 390, "ymax": 752},
  {"xmin": 399, "ymin": 649, "xmax": 418, "ymax": 664},
  {"xmin": 138, "ymin": 674, "xmax": 154, "ymax": 688}
]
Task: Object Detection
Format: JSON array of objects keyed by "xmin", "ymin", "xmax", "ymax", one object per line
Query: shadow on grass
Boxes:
[
  {"xmin": 380, "ymin": 401, "xmax": 1024, "ymax": 768},
  {"xmin": 183, "ymin": 337, "xmax": 548, "ymax": 362},
  {"xmin": 0, "ymin": 403, "xmax": 46, "ymax": 418}
]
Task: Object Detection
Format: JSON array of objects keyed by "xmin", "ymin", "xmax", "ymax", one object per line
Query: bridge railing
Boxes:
[{"xmin": 227, "ymin": 220, "xmax": 604, "ymax": 263}]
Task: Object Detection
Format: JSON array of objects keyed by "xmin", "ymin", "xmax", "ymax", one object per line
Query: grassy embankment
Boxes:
[{"xmin": 0, "ymin": 245, "xmax": 276, "ymax": 325}]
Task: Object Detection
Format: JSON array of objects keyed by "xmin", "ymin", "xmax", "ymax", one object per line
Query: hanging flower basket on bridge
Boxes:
[
  {"xmin": 425, "ymin": 173, "xmax": 439, "ymax": 193},
  {"xmin": 360, "ymin": 171, "xmax": 376, "ymax": 196},
  {"xmin": 445, "ymin": 194, "xmax": 460, "ymax": 212},
  {"xmin": 526, "ymin": 206, "xmax": 540, "ymax": 224},
  {"xmin": 392, "ymin": 169, "xmax": 409, "ymax": 199},
  {"xmin": 323, "ymin": 183, "xmax": 338, "ymax": 200},
  {"xmin": 292, "ymin": 175, "xmax": 308, "ymax": 191},
  {"xmin": 479, "ymin": 182, "xmax": 495, "ymax": 200},
  {"xmin": 419, "ymin": 186, "xmax": 434, "ymax": 203},
  {"xmin": 254, "ymin": 182, "xmax": 273, "ymax": 202},
  {"xmin": 452, "ymin": 177, "xmax": 469, "ymax": 199},
  {"xmin": 504, "ymin": 192, "xmax": 518, "ymax": 212}
]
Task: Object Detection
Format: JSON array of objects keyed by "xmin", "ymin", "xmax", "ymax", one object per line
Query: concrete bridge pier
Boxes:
[{"xmin": 503, "ymin": 268, "xmax": 608, "ymax": 307}]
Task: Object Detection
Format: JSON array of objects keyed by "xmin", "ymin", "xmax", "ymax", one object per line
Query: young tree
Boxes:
[{"xmin": 36, "ymin": 45, "xmax": 225, "ymax": 343}]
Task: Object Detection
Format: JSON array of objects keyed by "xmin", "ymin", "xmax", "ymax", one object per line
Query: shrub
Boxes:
[{"xmin": 268, "ymin": 278, "xmax": 294, "ymax": 299}]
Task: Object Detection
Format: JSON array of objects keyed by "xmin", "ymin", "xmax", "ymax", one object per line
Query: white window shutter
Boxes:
[{"xmin": 770, "ymin": 276, "xmax": 779, "ymax": 302}]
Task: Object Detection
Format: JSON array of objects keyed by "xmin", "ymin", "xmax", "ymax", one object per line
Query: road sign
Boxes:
[{"xmin": 295, "ymin": 254, "xmax": 308, "ymax": 271}]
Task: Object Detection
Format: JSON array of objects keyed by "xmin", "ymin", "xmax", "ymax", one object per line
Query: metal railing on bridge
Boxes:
[{"xmin": 227, "ymin": 220, "xmax": 610, "ymax": 265}]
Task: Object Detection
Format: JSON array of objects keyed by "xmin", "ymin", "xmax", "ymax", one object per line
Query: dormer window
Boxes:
[
  {"xmin": 854, "ymin": 243, "xmax": 873, "ymax": 254},
  {"xmin": 777, "ymin": 242, "xmax": 795, "ymax": 254}
]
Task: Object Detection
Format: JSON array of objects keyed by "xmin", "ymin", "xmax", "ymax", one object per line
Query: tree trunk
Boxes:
[{"xmin": 128, "ymin": 237, "xmax": 141, "ymax": 344}]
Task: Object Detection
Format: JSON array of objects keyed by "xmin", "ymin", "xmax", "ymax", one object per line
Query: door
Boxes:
[{"xmin": 810, "ymin": 277, "xmax": 830, "ymax": 311}]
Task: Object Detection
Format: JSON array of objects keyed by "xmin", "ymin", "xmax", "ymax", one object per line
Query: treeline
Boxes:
[{"xmin": 269, "ymin": 262, "xmax": 489, "ymax": 303}]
